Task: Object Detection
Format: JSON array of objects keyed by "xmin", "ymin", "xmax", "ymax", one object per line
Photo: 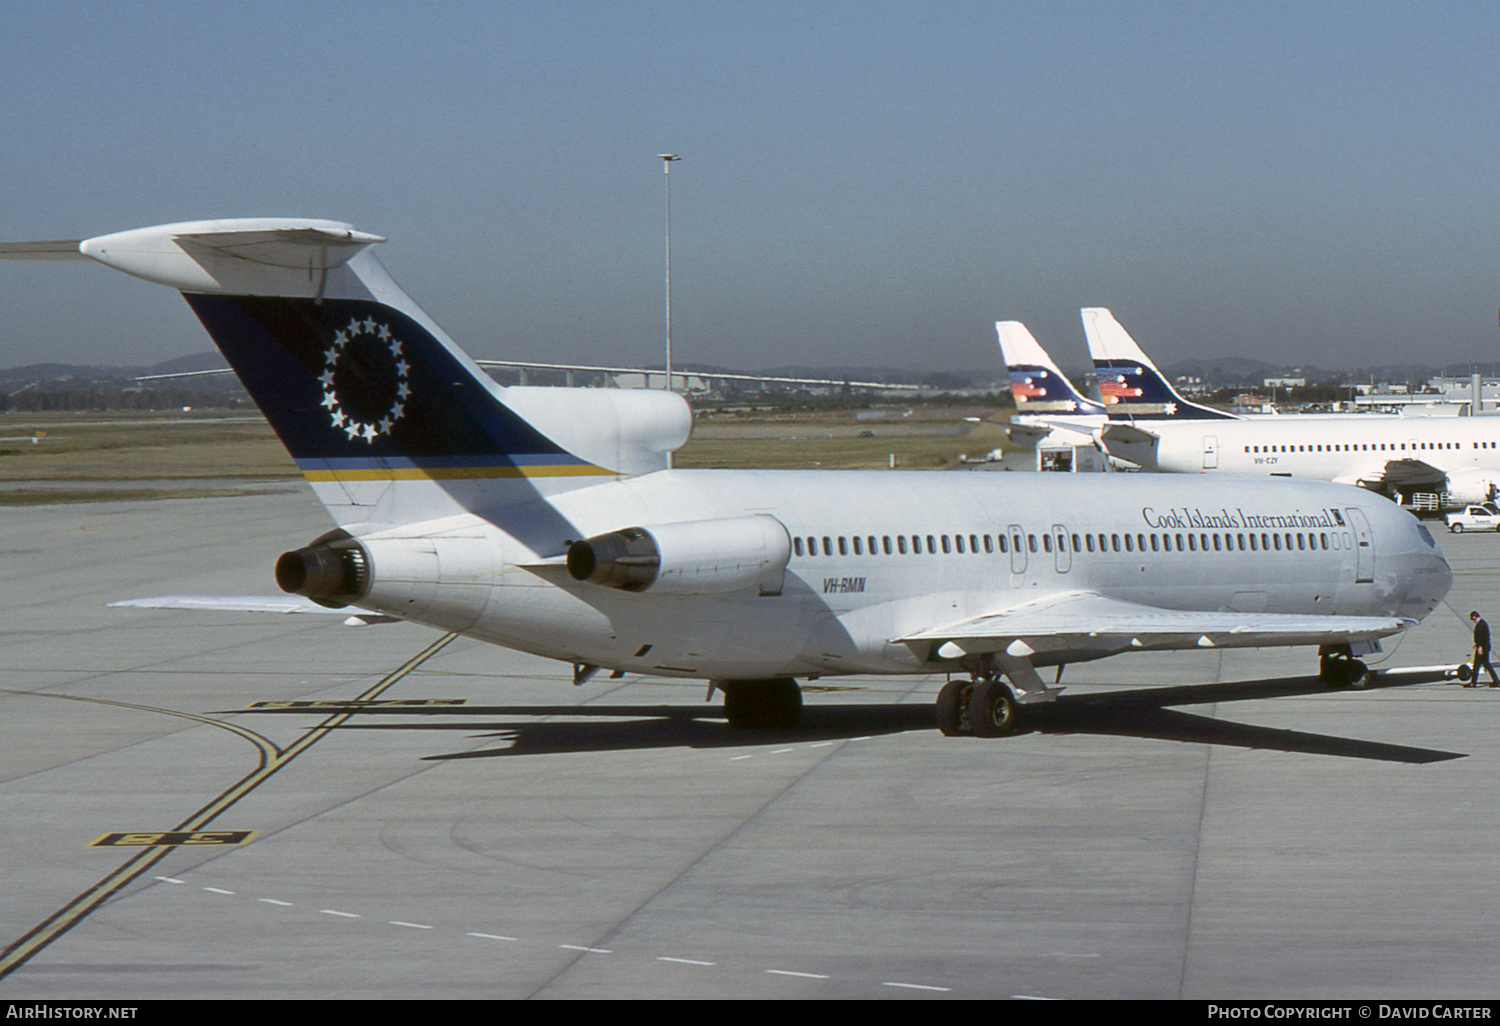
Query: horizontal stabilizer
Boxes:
[
  {"xmin": 75, "ymin": 219, "xmax": 387, "ymax": 294},
  {"xmin": 1005, "ymin": 420, "xmax": 1054, "ymax": 445},
  {"xmin": 0, "ymin": 239, "xmax": 87, "ymax": 261},
  {"xmin": 172, "ymin": 226, "xmax": 387, "ymax": 269}
]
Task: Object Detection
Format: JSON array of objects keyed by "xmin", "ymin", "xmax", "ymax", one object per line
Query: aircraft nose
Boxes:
[{"xmin": 1395, "ymin": 528, "xmax": 1452, "ymax": 621}]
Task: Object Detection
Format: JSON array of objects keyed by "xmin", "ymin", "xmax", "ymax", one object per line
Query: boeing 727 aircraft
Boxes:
[
  {"xmin": 0, "ymin": 221, "xmax": 1453, "ymax": 736},
  {"xmin": 1084, "ymin": 308, "xmax": 1500, "ymax": 507}
]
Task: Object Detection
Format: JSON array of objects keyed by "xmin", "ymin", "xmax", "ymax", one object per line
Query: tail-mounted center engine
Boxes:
[
  {"xmin": 276, "ymin": 530, "xmax": 369, "ymax": 608},
  {"xmin": 566, "ymin": 515, "xmax": 791, "ymax": 595}
]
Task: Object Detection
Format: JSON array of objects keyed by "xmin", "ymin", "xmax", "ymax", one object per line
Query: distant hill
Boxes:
[
  {"xmin": 145, "ymin": 352, "xmax": 233, "ymax": 375},
  {"xmin": 0, "ymin": 352, "xmax": 230, "ymax": 384},
  {"xmin": 1159, "ymin": 357, "xmax": 1467, "ymax": 387},
  {"xmin": 1, "ymin": 352, "xmax": 1475, "ymax": 393},
  {"xmin": 0, "ymin": 362, "xmax": 140, "ymax": 382},
  {"xmin": 0, "ymin": 352, "xmax": 238, "ymax": 395},
  {"xmin": 688, "ymin": 363, "xmax": 997, "ymax": 389}
]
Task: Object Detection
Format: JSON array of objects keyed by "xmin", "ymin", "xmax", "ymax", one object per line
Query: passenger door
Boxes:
[{"xmin": 1345, "ymin": 508, "xmax": 1374, "ymax": 583}]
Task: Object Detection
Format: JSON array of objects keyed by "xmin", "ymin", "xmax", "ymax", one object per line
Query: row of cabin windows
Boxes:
[
  {"xmin": 792, "ymin": 530, "xmax": 1348, "ymax": 559},
  {"xmin": 1247, "ymin": 441, "xmax": 1498, "ymax": 453}
]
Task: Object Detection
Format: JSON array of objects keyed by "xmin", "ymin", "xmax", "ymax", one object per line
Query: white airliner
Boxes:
[
  {"xmin": 1084, "ymin": 308, "xmax": 1500, "ymax": 507},
  {"xmin": 0, "ymin": 221, "xmax": 1453, "ymax": 736}
]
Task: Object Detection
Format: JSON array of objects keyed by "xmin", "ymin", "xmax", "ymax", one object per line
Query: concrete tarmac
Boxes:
[{"xmin": 1, "ymin": 483, "xmax": 1498, "ymax": 999}]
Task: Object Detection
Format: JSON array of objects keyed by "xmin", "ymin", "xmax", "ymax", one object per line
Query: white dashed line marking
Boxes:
[{"xmin": 165, "ymin": 874, "xmax": 956, "ymax": 996}]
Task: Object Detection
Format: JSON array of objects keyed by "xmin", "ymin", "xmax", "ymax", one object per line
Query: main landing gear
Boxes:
[
  {"xmin": 936, "ymin": 652, "xmax": 1062, "ymax": 737},
  {"xmin": 937, "ymin": 676, "xmax": 1024, "ymax": 737},
  {"xmin": 717, "ymin": 678, "xmax": 803, "ymax": 729}
]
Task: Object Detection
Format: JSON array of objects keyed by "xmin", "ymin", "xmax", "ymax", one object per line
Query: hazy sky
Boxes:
[{"xmin": 3, "ymin": 1, "xmax": 1498, "ymax": 376}]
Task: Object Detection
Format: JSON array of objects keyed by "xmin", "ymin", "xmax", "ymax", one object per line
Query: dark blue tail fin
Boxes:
[
  {"xmin": 995, "ymin": 321, "xmax": 1105, "ymax": 415},
  {"xmin": 72, "ymin": 219, "xmax": 692, "ymax": 527},
  {"xmin": 1081, "ymin": 307, "xmax": 1237, "ymax": 421}
]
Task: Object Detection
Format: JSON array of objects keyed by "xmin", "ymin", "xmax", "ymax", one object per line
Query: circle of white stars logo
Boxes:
[{"xmin": 319, "ymin": 316, "xmax": 411, "ymax": 443}]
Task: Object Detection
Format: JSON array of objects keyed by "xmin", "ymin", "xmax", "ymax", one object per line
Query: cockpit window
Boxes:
[{"xmin": 1416, "ymin": 523, "xmax": 1437, "ymax": 549}]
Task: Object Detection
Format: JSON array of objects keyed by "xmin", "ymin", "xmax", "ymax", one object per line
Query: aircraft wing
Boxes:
[
  {"xmin": 108, "ymin": 595, "xmax": 400, "ymax": 623},
  {"xmin": 1334, "ymin": 459, "xmax": 1446, "ymax": 492},
  {"xmin": 1098, "ymin": 421, "xmax": 1159, "ymax": 445},
  {"xmin": 897, "ymin": 591, "xmax": 1412, "ymax": 660}
]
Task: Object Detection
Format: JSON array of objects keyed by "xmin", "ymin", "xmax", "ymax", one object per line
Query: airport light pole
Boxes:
[{"xmin": 658, "ymin": 154, "xmax": 680, "ymax": 392}]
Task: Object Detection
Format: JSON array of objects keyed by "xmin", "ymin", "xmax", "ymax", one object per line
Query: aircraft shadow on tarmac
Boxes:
[{"xmin": 238, "ymin": 671, "xmax": 1465, "ymax": 764}]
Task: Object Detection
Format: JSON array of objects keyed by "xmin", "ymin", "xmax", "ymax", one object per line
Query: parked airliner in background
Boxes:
[
  {"xmin": 0, "ymin": 222, "xmax": 1452, "ymax": 735},
  {"xmin": 1084, "ymin": 307, "xmax": 1500, "ymax": 508}
]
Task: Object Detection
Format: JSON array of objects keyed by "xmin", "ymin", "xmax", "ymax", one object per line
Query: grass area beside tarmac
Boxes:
[
  {"xmin": 674, "ymin": 402, "xmax": 1009, "ymax": 470},
  {"xmin": 0, "ymin": 402, "xmax": 1015, "ymax": 503}
]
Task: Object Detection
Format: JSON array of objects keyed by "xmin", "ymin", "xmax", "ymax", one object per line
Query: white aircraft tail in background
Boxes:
[
  {"xmin": 995, "ymin": 320, "xmax": 1105, "ymax": 452},
  {"xmin": 997, "ymin": 320, "xmax": 1105, "ymax": 417},
  {"xmin": 1081, "ymin": 307, "xmax": 1238, "ymax": 421}
]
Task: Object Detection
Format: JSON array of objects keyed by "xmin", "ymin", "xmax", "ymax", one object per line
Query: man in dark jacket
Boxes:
[{"xmin": 1471, "ymin": 611, "xmax": 1499, "ymax": 687}]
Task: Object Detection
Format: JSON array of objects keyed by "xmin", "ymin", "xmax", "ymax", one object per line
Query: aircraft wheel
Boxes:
[
  {"xmin": 1348, "ymin": 660, "xmax": 1370, "ymax": 689},
  {"xmin": 967, "ymin": 681, "xmax": 1022, "ymax": 738},
  {"xmin": 1320, "ymin": 646, "xmax": 1357, "ymax": 688},
  {"xmin": 936, "ymin": 680, "xmax": 974, "ymax": 736},
  {"xmin": 722, "ymin": 679, "xmax": 802, "ymax": 729}
]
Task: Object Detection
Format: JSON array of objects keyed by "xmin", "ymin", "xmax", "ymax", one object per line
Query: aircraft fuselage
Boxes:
[
  {"xmin": 345, "ymin": 470, "xmax": 1450, "ymax": 681},
  {"xmin": 1108, "ymin": 415, "xmax": 1500, "ymax": 493}
]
